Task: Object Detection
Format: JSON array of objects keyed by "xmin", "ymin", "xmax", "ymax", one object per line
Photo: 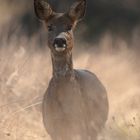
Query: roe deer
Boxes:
[{"xmin": 34, "ymin": 0, "xmax": 109, "ymax": 139}]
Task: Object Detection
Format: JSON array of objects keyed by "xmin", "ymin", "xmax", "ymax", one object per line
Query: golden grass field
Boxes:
[
  {"xmin": 0, "ymin": 1, "xmax": 140, "ymax": 140},
  {"xmin": 0, "ymin": 36, "xmax": 140, "ymax": 140}
]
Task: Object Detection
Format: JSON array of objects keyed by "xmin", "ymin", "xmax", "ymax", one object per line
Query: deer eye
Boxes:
[
  {"xmin": 48, "ymin": 25, "xmax": 53, "ymax": 32},
  {"xmin": 67, "ymin": 25, "xmax": 73, "ymax": 30}
]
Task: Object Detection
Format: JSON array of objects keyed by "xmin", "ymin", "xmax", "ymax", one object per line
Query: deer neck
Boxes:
[{"xmin": 51, "ymin": 50, "xmax": 74, "ymax": 79}]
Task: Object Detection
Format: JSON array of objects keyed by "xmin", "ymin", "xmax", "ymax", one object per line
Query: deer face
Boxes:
[
  {"xmin": 46, "ymin": 13, "xmax": 75, "ymax": 53},
  {"xmin": 34, "ymin": 0, "xmax": 87, "ymax": 53}
]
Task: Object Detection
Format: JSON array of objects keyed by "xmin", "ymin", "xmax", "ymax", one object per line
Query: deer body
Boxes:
[
  {"xmin": 34, "ymin": 0, "xmax": 109, "ymax": 139},
  {"xmin": 43, "ymin": 70, "xmax": 108, "ymax": 140}
]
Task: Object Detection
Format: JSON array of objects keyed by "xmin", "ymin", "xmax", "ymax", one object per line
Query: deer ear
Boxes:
[
  {"xmin": 34, "ymin": 0, "xmax": 54, "ymax": 20},
  {"xmin": 68, "ymin": 0, "xmax": 87, "ymax": 21}
]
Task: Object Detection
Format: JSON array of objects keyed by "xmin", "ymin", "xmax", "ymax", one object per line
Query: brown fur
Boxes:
[{"xmin": 34, "ymin": 0, "xmax": 109, "ymax": 140}]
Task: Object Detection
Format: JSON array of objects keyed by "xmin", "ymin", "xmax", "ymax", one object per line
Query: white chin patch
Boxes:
[
  {"xmin": 54, "ymin": 44, "xmax": 66, "ymax": 52},
  {"xmin": 55, "ymin": 47, "xmax": 66, "ymax": 52}
]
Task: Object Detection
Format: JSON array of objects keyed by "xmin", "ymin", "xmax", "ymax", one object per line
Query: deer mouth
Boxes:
[{"xmin": 54, "ymin": 44, "xmax": 66, "ymax": 52}]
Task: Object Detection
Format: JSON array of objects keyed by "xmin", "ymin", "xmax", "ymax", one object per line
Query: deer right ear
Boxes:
[
  {"xmin": 68, "ymin": 0, "xmax": 87, "ymax": 21},
  {"xmin": 34, "ymin": 0, "xmax": 54, "ymax": 20}
]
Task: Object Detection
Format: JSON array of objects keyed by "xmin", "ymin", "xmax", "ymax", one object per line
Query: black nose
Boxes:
[{"xmin": 53, "ymin": 38, "xmax": 67, "ymax": 48}]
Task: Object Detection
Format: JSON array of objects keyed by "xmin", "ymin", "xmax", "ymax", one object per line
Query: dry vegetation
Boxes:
[
  {"xmin": 0, "ymin": 1, "xmax": 140, "ymax": 140},
  {"xmin": 0, "ymin": 34, "xmax": 140, "ymax": 140}
]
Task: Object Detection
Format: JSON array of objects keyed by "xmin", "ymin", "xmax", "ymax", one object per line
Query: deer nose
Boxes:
[{"xmin": 53, "ymin": 38, "xmax": 67, "ymax": 52}]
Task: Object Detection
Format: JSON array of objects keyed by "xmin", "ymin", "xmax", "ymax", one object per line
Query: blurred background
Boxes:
[
  {"xmin": 0, "ymin": 0, "xmax": 140, "ymax": 140},
  {"xmin": 1, "ymin": 0, "xmax": 140, "ymax": 44}
]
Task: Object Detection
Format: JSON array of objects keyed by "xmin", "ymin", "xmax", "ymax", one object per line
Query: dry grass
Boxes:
[
  {"xmin": 0, "ymin": 43, "xmax": 51, "ymax": 140},
  {"xmin": 0, "ymin": 35, "xmax": 140, "ymax": 140}
]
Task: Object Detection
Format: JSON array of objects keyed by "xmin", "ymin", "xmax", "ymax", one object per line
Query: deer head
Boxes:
[{"xmin": 34, "ymin": 0, "xmax": 87, "ymax": 53}]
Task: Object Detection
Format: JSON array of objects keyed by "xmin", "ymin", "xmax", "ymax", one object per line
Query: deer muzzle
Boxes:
[{"xmin": 53, "ymin": 32, "xmax": 68, "ymax": 52}]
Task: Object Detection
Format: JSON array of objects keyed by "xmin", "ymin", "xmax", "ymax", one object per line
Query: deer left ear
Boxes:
[
  {"xmin": 34, "ymin": 0, "xmax": 54, "ymax": 20},
  {"xmin": 68, "ymin": 0, "xmax": 87, "ymax": 21}
]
